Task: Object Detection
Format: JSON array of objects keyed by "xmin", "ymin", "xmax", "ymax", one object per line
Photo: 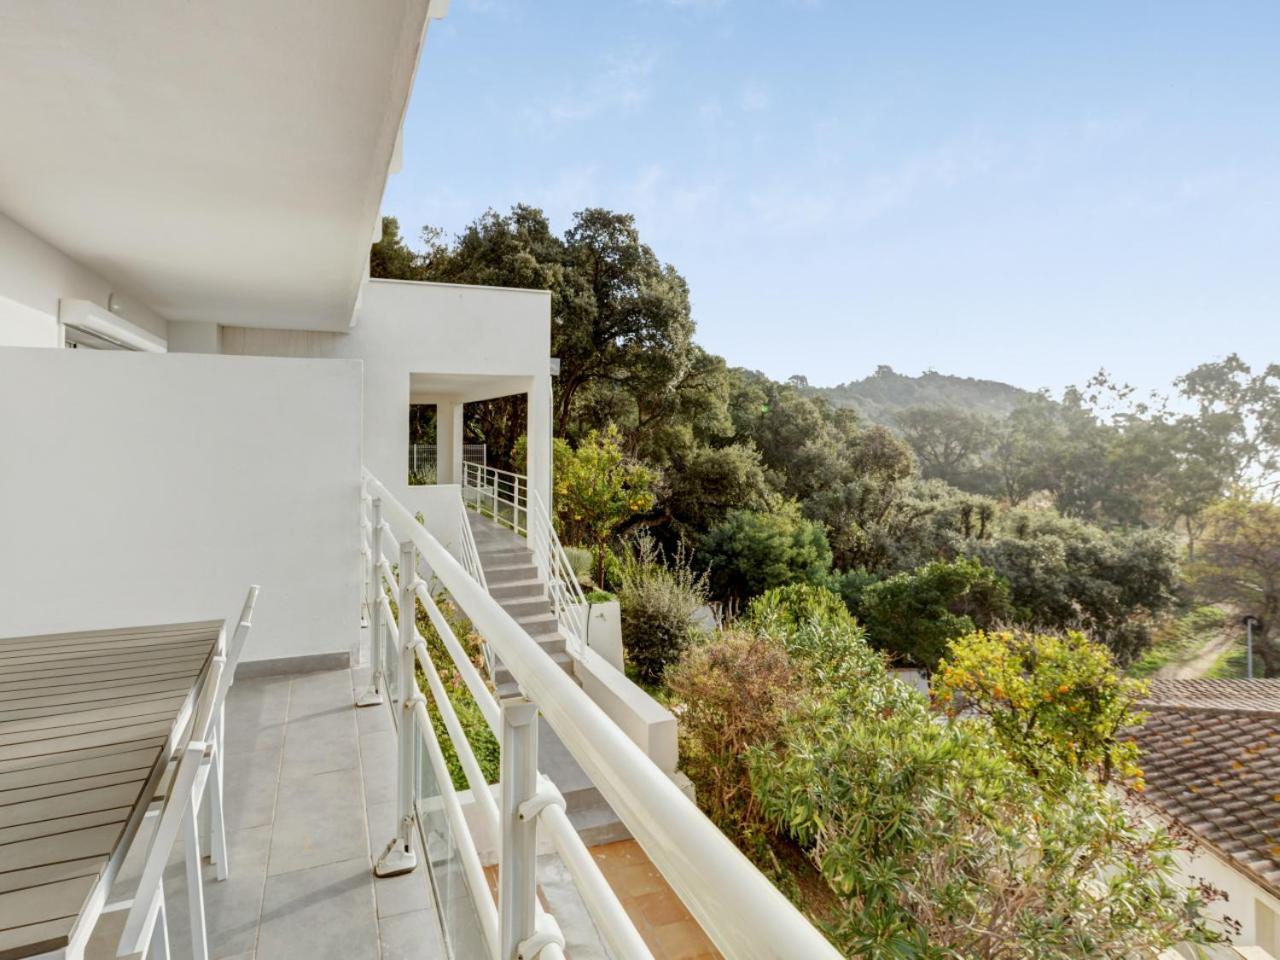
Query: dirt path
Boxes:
[{"xmin": 1156, "ymin": 626, "xmax": 1237, "ymax": 680}]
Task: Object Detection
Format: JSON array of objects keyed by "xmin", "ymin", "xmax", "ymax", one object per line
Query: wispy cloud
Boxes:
[
  {"xmin": 739, "ymin": 82, "xmax": 772, "ymax": 113},
  {"xmin": 526, "ymin": 46, "xmax": 661, "ymax": 127}
]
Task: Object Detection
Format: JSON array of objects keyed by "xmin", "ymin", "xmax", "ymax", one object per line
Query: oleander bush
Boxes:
[
  {"xmin": 666, "ymin": 585, "xmax": 1225, "ymax": 959},
  {"xmin": 617, "ymin": 533, "xmax": 708, "ymax": 685}
]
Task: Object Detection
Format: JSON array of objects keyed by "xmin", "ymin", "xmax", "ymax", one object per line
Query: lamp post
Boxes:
[{"xmin": 1243, "ymin": 615, "xmax": 1260, "ymax": 680}]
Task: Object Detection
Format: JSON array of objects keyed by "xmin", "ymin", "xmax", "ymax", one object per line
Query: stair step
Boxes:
[
  {"xmin": 499, "ymin": 596, "xmax": 553, "ymax": 618},
  {"xmin": 494, "ymin": 649, "xmax": 574, "ymax": 686},
  {"xmin": 486, "ymin": 563, "xmax": 539, "ymax": 585},
  {"xmin": 477, "ymin": 546, "xmax": 533, "ymax": 561},
  {"xmin": 514, "ymin": 612, "xmax": 560, "ymax": 636},
  {"xmin": 568, "ymin": 798, "xmax": 632, "ymax": 847},
  {"xmin": 489, "ymin": 578, "xmax": 544, "ymax": 601}
]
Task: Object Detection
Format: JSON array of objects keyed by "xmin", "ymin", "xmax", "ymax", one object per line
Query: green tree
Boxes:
[
  {"xmin": 858, "ymin": 557, "xmax": 1011, "ymax": 668},
  {"xmin": 700, "ymin": 502, "xmax": 833, "ymax": 603},
  {"xmin": 555, "ymin": 209, "xmax": 700, "ymax": 442},
  {"xmin": 654, "ymin": 442, "xmax": 770, "ymax": 542},
  {"xmin": 933, "ymin": 628, "xmax": 1147, "ymax": 784},
  {"xmin": 896, "ymin": 405, "xmax": 994, "ymax": 490},
  {"xmin": 1189, "ymin": 496, "xmax": 1280, "ymax": 676},
  {"xmin": 370, "ymin": 215, "xmax": 435, "ymax": 281},
  {"xmin": 554, "ymin": 425, "xmax": 656, "ymax": 584},
  {"xmin": 968, "ymin": 510, "xmax": 1177, "ymax": 664}
]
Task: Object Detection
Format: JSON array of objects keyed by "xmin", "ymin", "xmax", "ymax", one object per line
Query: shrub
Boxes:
[
  {"xmin": 554, "ymin": 424, "xmax": 657, "ymax": 584},
  {"xmin": 666, "ymin": 631, "xmax": 799, "ymax": 843},
  {"xmin": 701, "ymin": 501, "xmax": 833, "ymax": 603},
  {"xmin": 563, "ymin": 545, "xmax": 595, "ymax": 588},
  {"xmin": 665, "ymin": 583, "xmax": 1222, "ymax": 958},
  {"xmin": 933, "ymin": 628, "xmax": 1148, "ymax": 785},
  {"xmin": 859, "ymin": 557, "xmax": 1011, "ymax": 669},
  {"xmin": 414, "ymin": 587, "xmax": 500, "ymax": 789},
  {"xmin": 748, "ymin": 688, "xmax": 1219, "ymax": 959},
  {"xmin": 617, "ymin": 534, "xmax": 708, "ymax": 685}
]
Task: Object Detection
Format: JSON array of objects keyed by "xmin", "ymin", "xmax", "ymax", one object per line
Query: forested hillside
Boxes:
[
  {"xmin": 800, "ymin": 366, "xmax": 1038, "ymax": 425},
  {"xmin": 373, "ymin": 208, "xmax": 1280, "ymax": 678}
]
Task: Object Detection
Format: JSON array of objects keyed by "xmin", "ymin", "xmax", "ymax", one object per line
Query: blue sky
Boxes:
[{"xmin": 384, "ymin": 0, "xmax": 1280, "ymax": 396}]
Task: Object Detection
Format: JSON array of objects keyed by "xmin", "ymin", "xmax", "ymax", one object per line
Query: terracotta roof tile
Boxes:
[{"xmin": 1131, "ymin": 680, "xmax": 1280, "ymax": 897}]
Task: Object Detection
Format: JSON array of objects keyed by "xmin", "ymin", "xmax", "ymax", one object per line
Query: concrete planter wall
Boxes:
[{"xmin": 577, "ymin": 599, "xmax": 624, "ymax": 671}]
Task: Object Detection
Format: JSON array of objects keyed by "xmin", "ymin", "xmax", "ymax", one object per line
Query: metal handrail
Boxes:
[
  {"xmin": 528, "ymin": 489, "xmax": 589, "ymax": 658},
  {"xmin": 462, "ymin": 461, "xmax": 527, "ymax": 537},
  {"xmin": 454, "ymin": 495, "xmax": 488, "ymax": 591},
  {"xmin": 412, "ymin": 580, "xmax": 651, "ymax": 960},
  {"xmin": 364, "ymin": 504, "xmax": 604, "ymax": 960},
  {"xmin": 365, "ymin": 469, "xmax": 841, "ymax": 959}
]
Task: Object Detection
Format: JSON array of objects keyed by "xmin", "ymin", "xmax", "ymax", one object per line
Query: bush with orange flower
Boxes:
[{"xmin": 932, "ymin": 628, "xmax": 1147, "ymax": 786}]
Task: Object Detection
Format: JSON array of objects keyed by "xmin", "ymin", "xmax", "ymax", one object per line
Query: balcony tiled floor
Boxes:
[
  {"xmin": 89, "ymin": 657, "xmax": 722, "ymax": 959},
  {"xmin": 89, "ymin": 666, "xmax": 445, "ymax": 960}
]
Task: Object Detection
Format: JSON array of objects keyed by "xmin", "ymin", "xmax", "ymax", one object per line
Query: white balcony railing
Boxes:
[
  {"xmin": 462, "ymin": 461, "xmax": 527, "ymax": 535},
  {"xmin": 361, "ymin": 469, "xmax": 841, "ymax": 960},
  {"xmin": 410, "ymin": 442, "xmax": 488, "ymax": 475},
  {"xmin": 460, "ymin": 463, "xmax": 589, "ymax": 660},
  {"xmin": 527, "ymin": 488, "xmax": 588, "ymax": 659}
]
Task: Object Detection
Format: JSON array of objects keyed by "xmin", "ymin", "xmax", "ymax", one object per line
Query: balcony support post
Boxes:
[
  {"xmin": 375, "ymin": 538, "xmax": 419, "ymax": 878},
  {"xmin": 499, "ymin": 697, "xmax": 540, "ymax": 960},
  {"xmin": 357, "ymin": 498, "xmax": 385, "ymax": 707}
]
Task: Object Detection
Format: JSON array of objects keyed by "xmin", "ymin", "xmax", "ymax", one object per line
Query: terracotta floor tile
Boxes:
[
  {"xmin": 652, "ymin": 918, "xmax": 718, "ymax": 960},
  {"xmin": 631, "ymin": 889, "xmax": 692, "ymax": 928},
  {"xmin": 609, "ymin": 861, "xmax": 667, "ymax": 898}
]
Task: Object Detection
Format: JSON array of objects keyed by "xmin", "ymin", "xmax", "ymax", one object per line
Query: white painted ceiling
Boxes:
[{"xmin": 0, "ymin": 0, "xmax": 432, "ymax": 331}]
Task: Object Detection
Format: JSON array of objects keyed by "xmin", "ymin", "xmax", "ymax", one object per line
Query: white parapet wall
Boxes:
[
  {"xmin": 573, "ymin": 646, "xmax": 680, "ymax": 777},
  {"xmin": 0, "ymin": 348, "xmax": 363, "ymax": 666},
  {"xmin": 219, "ymin": 277, "xmax": 554, "ymax": 520}
]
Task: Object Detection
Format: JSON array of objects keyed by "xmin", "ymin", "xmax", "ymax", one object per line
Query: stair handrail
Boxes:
[
  {"xmin": 528, "ymin": 489, "xmax": 589, "ymax": 660},
  {"xmin": 462, "ymin": 460, "xmax": 528, "ymax": 536},
  {"xmin": 454, "ymin": 491, "xmax": 488, "ymax": 591}
]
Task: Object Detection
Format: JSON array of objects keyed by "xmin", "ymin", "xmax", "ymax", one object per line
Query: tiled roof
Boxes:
[
  {"xmin": 1144, "ymin": 678, "xmax": 1280, "ymax": 713},
  {"xmin": 1130, "ymin": 680, "xmax": 1280, "ymax": 897}
]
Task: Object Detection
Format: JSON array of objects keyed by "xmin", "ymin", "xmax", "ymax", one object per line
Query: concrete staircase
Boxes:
[
  {"xmin": 463, "ymin": 507, "xmax": 630, "ymax": 846},
  {"xmin": 465, "ymin": 511, "xmax": 575, "ymax": 698}
]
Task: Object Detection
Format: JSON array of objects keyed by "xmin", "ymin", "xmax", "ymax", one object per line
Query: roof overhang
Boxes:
[{"xmin": 0, "ymin": 0, "xmax": 439, "ymax": 332}]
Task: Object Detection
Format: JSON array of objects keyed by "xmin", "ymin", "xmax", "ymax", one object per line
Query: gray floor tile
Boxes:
[
  {"xmin": 359, "ymin": 731, "xmax": 398, "ymax": 809},
  {"xmin": 268, "ymin": 766, "xmax": 368, "ymax": 876},
  {"xmin": 365, "ymin": 799, "xmax": 400, "ymax": 857},
  {"xmin": 287, "ymin": 670, "xmax": 355, "ymax": 722},
  {"xmin": 378, "ymin": 908, "xmax": 447, "ymax": 959},
  {"xmin": 224, "ymin": 746, "xmax": 283, "ymax": 833},
  {"xmin": 279, "ymin": 711, "xmax": 359, "ymax": 781},
  {"xmin": 224, "ymin": 680, "xmax": 291, "ymax": 755},
  {"xmin": 257, "ymin": 857, "xmax": 380, "ymax": 960},
  {"xmin": 355, "ymin": 699, "xmax": 393, "ymax": 736}
]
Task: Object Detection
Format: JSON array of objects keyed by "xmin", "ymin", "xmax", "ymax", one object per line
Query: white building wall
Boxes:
[
  {"xmin": 0, "ymin": 348, "xmax": 362, "ymax": 665},
  {"xmin": 0, "ymin": 212, "xmax": 169, "ymax": 348},
  {"xmin": 219, "ymin": 278, "xmax": 553, "ymax": 517},
  {"xmin": 1178, "ymin": 844, "xmax": 1280, "ymax": 954}
]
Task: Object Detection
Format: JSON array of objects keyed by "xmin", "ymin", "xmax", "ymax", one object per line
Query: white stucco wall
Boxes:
[
  {"xmin": 0, "ymin": 211, "xmax": 169, "ymax": 348},
  {"xmin": 219, "ymin": 278, "xmax": 553, "ymax": 518},
  {"xmin": 1177, "ymin": 844, "xmax": 1280, "ymax": 954},
  {"xmin": 0, "ymin": 348, "xmax": 362, "ymax": 664}
]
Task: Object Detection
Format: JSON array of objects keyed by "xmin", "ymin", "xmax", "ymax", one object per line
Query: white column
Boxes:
[
  {"xmin": 499, "ymin": 698, "xmax": 539, "ymax": 960},
  {"xmin": 526, "ymin": 374, "xmax": 553, "ymax": 512},
  {"xmin": 435, "ymin": 400, "xmax": 464, "ymax": 484}
]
